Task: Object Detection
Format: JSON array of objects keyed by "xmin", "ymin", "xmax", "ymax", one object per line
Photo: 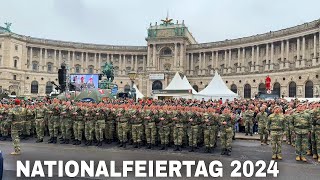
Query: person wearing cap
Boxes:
[
  {"xmin": 72, "ymin": 104, "xmax": 85, "ymax": 145},
  {"xmin": 284, "ymin": 108, "xmax": 293, "ymax": 145},
  {"xmin": 10, "ymin": 99, "xmax": 25, "ymax": 155},
  {"xmin": 243, "ymin": 105, "xmax": 255, "ymax": 136},
  {"xmin": 158, "ymin": 109, "xmax": 171, "ymax": 150},
  {"xmin": 84, "ymin": 105, "xmax": 95, "ymax": 146},
  {"xmin": 105, "ymin": 107, "xmax": 116, "ymax": 144},
  {"xmin": 144, "ymin": 108, "xmax": 158, "ymax": 149},
  {"xmin": 267, "ymin": 105, "xmax": 285, "ymax": 160},
  {"xmin": 0, "ymin": 105, "xmax": 10, "ymax": 141},
  {"xmin": 256, "ymin": 106, "xmax": 269, "ymax": 145},
  {"xmin": 172, "ymin": 109, "xmax": 185, "ymax": 151},
  {"xmin": 187, "ymin": 110, "xmax": 199, "ymax": 152},
  {"xmin": 94, "ymin": 105, "xmax": 105, "ymax": 147},
  {"xmin": 35, "ymin": 103, "xmax": 46, "ymax": 143},
  {"xmin": 202, "ymin": 111, "xmax": 216, "ymax": 153},
  {"xmin": 48, "ymin": 100, "xmax": 61, "ymax": 144},
  {"xmin": 131, "ymin": 108, "xmax": 143, "ymax": 148},
  {"xmin": 219, "ymin": 107, "xmax": 233, "ymax": 156},
  {"xmin": 60, "ymin": 102, "xmax": 73, "ymax": 145},
  {"xmin": 117, "ymin": 108, "xmax": 129, "ymax": 148},
  {"xmin": 291, "ymin": 104, "xmax": 311, "ymax": 162}
]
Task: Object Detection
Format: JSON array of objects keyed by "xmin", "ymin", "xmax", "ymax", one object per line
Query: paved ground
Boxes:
[{"xmin": 0, "ymin": 136, "xmax": 319, "ymax": 180}]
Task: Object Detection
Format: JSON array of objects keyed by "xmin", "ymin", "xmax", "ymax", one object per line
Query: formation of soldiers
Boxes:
[{"xmin": 0, "ymin": 98, "xmax": 319, "ymax": 163}]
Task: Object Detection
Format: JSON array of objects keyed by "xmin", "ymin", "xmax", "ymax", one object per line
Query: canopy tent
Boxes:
[
  {"xmin": 182, "ymin": 75, "xmax": 198, "ymax": 94},
  {"xmin": 74, "ymin": 89, "xmax": 103, "ymax": 102},
  {"xmin": 195, "ymin": 71, "xmax": 239, "ymax": 101},
  {"xmin": 133, "ymin": 84, "xmax": 144, "ymax": 99},
  {"xmin": 165, "ymin": 72, "xmax": 184, "ymax": 90}
]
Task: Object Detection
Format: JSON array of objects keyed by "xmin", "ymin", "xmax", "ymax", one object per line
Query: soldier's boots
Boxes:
[
  {"xmin": 59, "ymin": 137, "xmax": 64, "ymax": 141},
  {"xmin": 36, "ymin": 139, "xmax": 43, "ymax": 143},
  {"xmin": 221, "ymin": 149, "xmax": 226, "ymax": 155},
  {"xmin": 85, "ymin": 140, "xmax": 92, "ymax": 146},
  {"xmin": 245, "ymin": 133, "xmax": 248, "ymax": 136},
  {"xmin": 272, "ymin": 154, "xmax": 277, "ymax": 160},
  {"xmin": 277, "ymin": 154, "xmax": 282, "ymax": 160},
  {"xmin": 250, "ymin": 133, "xmax": 253, "ymax": 136},
  {"xmin": 119, "ymin": 142, "xmax": 124, "ymax": 147},
  {"xmin": 205, "ymin": 147, "xmax": 212, "ymax": 153},
  {"xmin": 53, "ymin": 137, "xmax": 57, "ymax": 144},
  {"xmin": 301, "ymin": 157, "xmax": 307, "ymax": 162},
  {"xmin": 48, "ymin": 137, "xmax": 54, "ymax": 143},
  {"xmin": 73, "ymin": 140, "xmax": 81, "ymax": 145},
  {"xmin": 60, "ymin": 139, "xmax": 66, "ymax": 144},
  {"xmin": 133, "ymin": 143, "xmax": 138, "ymax": 148},
  {"xmin": 232, "ymin": 136, "xmax": 236, "ymax": 140},
  {"xmin": 160, "ymin": 144, "xmax": 166, "ymax": 150},
  {"xmin": 146, "ymin": 143, "xmax": 152, "ymax": 149},
  {"xmin": 295, "ymin": 156, "xmax": 301, "ymax": 161},
  {"xmin": 0, "ymin": 136, "xmax": 8, "ymax": 141},
  {"xmin": 189, "ymin": 146, "xmax": 194, "ymax": 152},
  {"xmin": 213, "ymin": 143, "xmax": 217, "ymax": 148},
  {"xmin": 312, "ymin": 154, "xmax": 318, "ymax": 159},
  {"xmin": 123, "ymin": 142, "xmax": 127, "ymax": 148},
  {"xmin": 306, "ymin": 150, "xmax": 311, "ymax": 156},
  {"xmin": 225, "ymin": 149, "xmax": 231, "ymax": 156},
  {"xmin": 106, "ymin": 139, "xmax": 112, "ymax": 144},
  {"xmin": 174, "ymin": 145, "xmax": 181, "ymax": 151},
  {"xmin": 96, "ymin": 141, "xmax": 102, "ymax": 147},
  {"xmin": 64, "ymin": 139, "xmax": 70, "ymax": 144}
]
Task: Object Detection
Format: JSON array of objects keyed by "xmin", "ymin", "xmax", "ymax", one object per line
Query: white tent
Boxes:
[
  {"xmin": 195, "ymin": 71, "xmax": 239, "ymax": 101},
  {"xmin": 133, "ymin": 84, "xmax": 144, "ymax": 99},
  {"xmin": 182, "ymin": 76, "xmax": 198, "ymax": 94},
  {"xmin": 165, "ymin": 72, "xmax": 184, "ymax": 90}
]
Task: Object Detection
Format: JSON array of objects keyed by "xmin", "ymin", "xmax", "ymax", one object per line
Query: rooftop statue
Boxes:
[
  {"xmin": 100, "ymin": 62, "xmax": 114, "ymax": 89},
  {"xmin": 4, "ymin": 22, "xmax": 12, "ymax": 32}
]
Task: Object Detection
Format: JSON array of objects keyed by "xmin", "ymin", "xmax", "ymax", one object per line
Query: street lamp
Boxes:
[{"xmin": 128, "ymin": 71, "xmax": 137, "ymax": 100}]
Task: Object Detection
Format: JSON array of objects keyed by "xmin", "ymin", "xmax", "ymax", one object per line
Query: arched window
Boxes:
[
  {"xmin": 124, "ymin": 84, "xmax": 131, "ymax": 93},
  {"xmin": 47, "ymin": 63, "xmax": 53, "ymax": 72},
  {"xmin": 14, "ymin": 58, "xmax": 18, "ymax": 68},
  {"xmin": 152, "ymin": 80, "xmax": 163, "ymax": 90},
  {"xmin": 244, "ymin": 84, "xmax": 251, "ymax": 98},
  {"xmin": 305, "ymin": 81, "xmax": 313, "ymax": 98},
  {"xmin": 45, "ymin": 81, "xmax": 53, "ymax": 94},
  {"xmin": 192, "ymin": 85, "xmax": 199, "ymax": 92},
  {"xmin": 75, "ymin": 65, "xmax": 81, "ymax": 73},
  {"xmin": 31, "ymin": 81, "xmax": 39, "ymax": 94},
  {"xmin": 32, "ymin": 61, "xmax": 39, "ymax": 71},
  {"xmin": 289, "ymin": 81, "xmax": 297, "ymax": 97},
  {"xmin": 273, "ymin": 82, "xmax": 281, "ymax": 97},
  {"xmin": 258, "ymin": 83, "xmax": 266, "ymax": 93},
  {"xmin": 160, "ymin": 47, "xmax": 172, "ymax": 56},
  {"xmin": 88, "ymin": 66, "xmax": 94, "ymax": 74},
  {"xmin": 231, "ymin": 84, "xmax": 237, "ymax": 93}
]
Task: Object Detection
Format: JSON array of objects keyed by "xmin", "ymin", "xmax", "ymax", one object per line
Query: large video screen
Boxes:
[{"xmin": 70, "ymin": 74, "xmax": 99, "ymax": 90}]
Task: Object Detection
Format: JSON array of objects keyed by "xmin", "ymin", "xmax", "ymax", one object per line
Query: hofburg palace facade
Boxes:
[{"xmin": 0, "ymin": 18, "xmax": 320, "ymax": 98}]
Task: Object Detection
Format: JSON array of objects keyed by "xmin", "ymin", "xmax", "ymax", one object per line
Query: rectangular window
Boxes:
[
  {"xmin": 32, "ymin": 63, "xmax": 38, "ymax": 71},
  {"xmin": 13, "ymin": 75, "xmax": 16, "ymax": 80},
  {"xmin": 15, "ymin": 45, "xmax": 18, "ymax": 51},
  {"xmin": 48, "ymin": 64, "xmax": 52, "ymax": 72},
  {"xmin": 14, "ymin": 60, "xmax": 17, "ymax": 68}
]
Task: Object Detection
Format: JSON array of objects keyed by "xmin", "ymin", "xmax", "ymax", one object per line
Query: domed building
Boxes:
[{"xmin": 0, "ymin": 17, "xmax": 319, "ymax": 98}]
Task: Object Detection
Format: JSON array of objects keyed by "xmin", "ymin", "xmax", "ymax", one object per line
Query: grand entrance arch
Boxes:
[
  {"xmin": 152, "ymin": 80, "xmax": 163, "ymax": 90},
  {"xmin": 273, "ymin": 82, "xmax": 281, "ymax": 97},
  {"xmin": 289, "ymin": 81, "xmax": 297, "ymax": 97},
  {"xmin": 244, "ymin": 84, "xmax": 251, "ymax": 98},
  {"xmin": 305, "ymin": 80, "xmax": 313, "ymax": 98}
]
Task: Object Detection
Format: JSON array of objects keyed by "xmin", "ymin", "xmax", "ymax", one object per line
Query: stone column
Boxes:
[
  {"xmin": 147, "ymin": 45, "xmax": 151, "ymax": 67},
  {"xmin": 211, "ymin": 51, "xmax": 214, "ymax": 74},
  {"xmin": 270, "ymin": 43, "xmax": 274, "ymax": 70},
  {"xmin": 256, "ymin": 46, "xmax": 259, "ymax": 71},
  {"xmin": 180, "ymin": 43, "xmax": 184, "ymax": 67},
  {"xmin": 118, "ymin": 54, "xmax": 122, "ymax": 75},
  {"xmin": 265, "ymin": 44, "xmax": 269, "ymax": 71},
  {"xmin": 286, "ymin": 40, "xmax": 289, "ymax": 68},
  {"xmin": 153, "ymin": 44, "xmax": 156, "ymax": 69},
  {"xmin": 242, "ymin": 48, "xmax": 245, "ymax": 72},
  {"xmin": 106, "ymin": 53, "xmax": 110, "ymax": 64},
  {"xmin": 203, "ymin": 52, "xmax": 207, "ymax": 75},
  {"xmin": 224, "ymin": 50, "xmax": 227, "ymax": 73},
  {"xmin": 59, "ymin": 50, "xmax": 62, "ymax": 68},
  {"xmin": 135, "ymin": 55, "xmax": 138, "ymax": 72},
  {"xmin": 199, "ymin": 52, "xmax": 202, "ymax": 75},
  {"xmin": 98, "ymin": 53, "xmax": 101, "ymax": 71},
  {"xmin": 143, "ymin": 55, "xmax": 146, "ymax": 71},
  {"xmin": 215, "ymin": 51, "xmax": 218, "ymax": 70},
  {"xmin": 123, "ymin": 55, "xmax": 126, "ymax": 75},
  {"xmin": 29, "ymin": 47, "xmax": 33, "ymax": 70},
  {"xmin": 72, "ymin": 52, "xmax": 75, "ymax": 72},
  {"xmin": 296, "ymin": 38, "xmax": 300, "ymax": 67},
  {"xmin": 191, "ymin": 53, "xmax": 194, "ymax": 75},
  {"xmin": 237, "ymin": 48, "xmax": 241, "ymax": 72},
  {"xmin": 39, "ymin": 48, "xmax": 43, "ymax": 70},
  {"xmin": 186, "ymin": 54, "xmax": 190, "ymax": 74},
  {"xmin": 174, "ymin": 43, "xmax": 178, "ymax": 68},
  {"xmin": 313, "ymin": 33, "xmax": 317, "ymax": 65},
  {"xmin": 251, "ymin": 46, "xmax": 254, "ymax": 72},
  {"xmin": 131, "ymin": 55, "xmax": 134, "ymax": 70},
  {"xmin": 85, "ymin": 52, "xmax": 88, "ymax": 71},
  {"xmin": 228, "ymin": 49, "xmax": 231, "ymax": 73},
  {"xmin": 281, "ymin": 41, "xmax": 284, "ymax": 62},
  {"xmin": 94, "ymin": 53, "xmax": 97, "ymax": 71},
  {"xmin": 301, "ymin": 36, "xmax": 305, "ymax": 67},
  {"xmin": 53, "ymin": 50, "xmax": 57, "ymax": 70}
]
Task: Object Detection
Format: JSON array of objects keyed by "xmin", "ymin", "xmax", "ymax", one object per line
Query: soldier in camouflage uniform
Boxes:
[
  {"xmin": 73, "ymin": 104, "xmax": 85, "ymax": 145},
  {"xmin": 117, "ymin": 108, "xmax": 129, "ymax": 148},
  {"xmin": 22, "ymin": 105, "xmax": 34, "ymax": 139},
  {"xmin": 95, "ymin": 105, "xmax": 105, "ymax": 146},
  {"xmin": 0, "ymin": 105, "xmax": 10, "ymax": 141},
  {"xmin": 105, "ymin": 108, "xmax": 116, "ymax": 144},
  {"xmin": 202, "ymin": 110, "xmax": 217, "ymax": 153},
  {"xmin": 257, "ymin": 106, "xmax": 269, "ymax": 145},
  {"xmin": 60, "ymin": 102, "xmax": 73, "ymax": 144},
  {"xmin": 35, "ymin": 103, "xmax": 45, "ymax": 143},
  {"xmin": 48, "ymin": 100, "xmax": 61, "ymax": 144},
  {"xmin": 84, "ymin": 105, "xmax": 95, "ymax": 146},
  {"xmin": 243, "ymin": 105, "xmax": 255, "ymax": 136},
  {"xmin": 267, "ymin": 106, "xmax": 285, "ymax": 160},
  {"xmin": 292, "ymin": 104, "xmax": 311, "ymax": 162},
  {"xmin": 144, "ymin": 108, "xmax": 158, "ymax": 149},
  {"xmin": 11, "ymin": 100, "xmax": 25, "ymax": 155},
  {"xmin": 219, "ymin": 107, "xmax": 233, "ymax": 156},
  {"xmin": 312, "ymin": 103, "xmax": 320, "ymax": 162},
  {"xmin": 187, "ymin": 110, "xmax": 199, "ymax": 152},
  {"xmin": 173, "ymin": 110, "xmax": 185, "ymax": 151},
  {"xmin": 284, "ymin": 108, "xmax": 293, "ymax": 145},
  {"xmin": 131, "ymin": 108, "xmax": 143, "ymax": 148},
  {"xmin": 158, "ymin": 109, "xmax": 171, "ymax": 150}
]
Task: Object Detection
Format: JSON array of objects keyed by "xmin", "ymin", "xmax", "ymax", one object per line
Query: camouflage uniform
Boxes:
[
  {"xmin": 60, "ymin": 105, "xmax": 73, "ymax": 144},
  {"xmin": 35, "ymin": 106, "xmax": 45, "ymax": 142},
  {"xmin": 84, "ymin": 107, "xmax": 95, "ymax": 145},
  {"xmin": 0, "ymin": 109, "xmax": 10, "ymax": 141},
  {"xmin": 48, "ymin": 104, "xmax": 61, "ymax": 143},
  {"xmin": 219, "ymin": 113, "xmax": 233, "ymax": 156},
  {"xmin": 257, "ymin": 111, "xmax": 269, "ymax": 144},
  {"xmin": 145, "ymin": 110, "xmax": 158, "ymax": 148},
  {"xmin": 117, "ymin": 109, "xmax": 129, "ymax": 147},
  {"xmin": 187, "ymin": 111, "xmax": 199, "ymax": 151},
  {"xmin": 202, "ymin": 113, "xmax": 218, "ymax": 153},
  {"xmin": 158, "ymin": 110, "xmax": 171, "ymax": 150},
  {"xmin": 11, "ymin": 106, "xmax": 25, "ymax": 154},
  {"xmin": 284, "ymin": 113, "xmax": 292, "ymax": 145},
  {"xmin": 131, "ymin": 110, "xmax": 143, "ymax": 148},
  {"xmin": 243, "ymin": 109, "xmax": 254, "ymax": 135},
  {"xmin": 105, "ymin": 109, "xmax": 115, "ymax": 143},
  {"xmin": 173, "ymin": 111, "xmax": 185, "ymax": 151},
  {"xmin": 73, "ymin": 106, "xmax": 84, "ymax": 145},
  {"xmin": 267, "ymin": 113, "xmax": 285, "ymax": 159},
  {"xmin": 95, "ymin": 108, "xmax": 105, "ymax": 146},
  {"xmin": 312, "ymin": 108, "xmax": 320, "ymax": 161},
  {"xmin": 22, "ymin": 107, "xmax": 34, "ymax": 138},
  {"xmin": 292, "ymin": 111, "xmax": 311, "ymax": 160}
]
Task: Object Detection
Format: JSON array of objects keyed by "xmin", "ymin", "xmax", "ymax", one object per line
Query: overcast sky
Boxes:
[{"xmin": 0, "ymin": 0, "xmax": 319, "ymax": 46}]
